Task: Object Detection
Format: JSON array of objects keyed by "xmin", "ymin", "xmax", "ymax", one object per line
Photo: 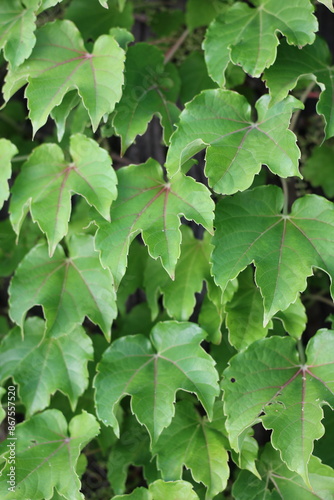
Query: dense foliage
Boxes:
[{"xmin": 0, "ymin": 1, "xmax": 334, "ymax": 499}]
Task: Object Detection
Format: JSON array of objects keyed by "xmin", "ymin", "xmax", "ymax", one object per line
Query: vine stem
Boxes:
[
  {"xmin": 164, "ymin": 29, "xmax": 189, "ymax": 64},
  {"xmin": 12, "ymin": 154, "xmax": 30, "ymax": 162},
  {"xmin": 281, "ymin": 177, "xmax": 289, "ymax": 215}
]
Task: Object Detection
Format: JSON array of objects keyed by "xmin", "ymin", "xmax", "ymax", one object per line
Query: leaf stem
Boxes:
[
  {"xmin": 12, "ymin": 154, "xmax": 30, "ymax": 163},
  {"xmin": 280, "ymin": 177, "xmax": 289, "ymax": 215},
  {"xmin": 289, "ymin": 82, "xmax": 316, "ymax": 132},
  {"xmin": 164, "ymin": 29, "xmax": 189, "ymax": 64},
  {"xmin": 297, "ymin": 338, "xmax": 306, "ymax": 365}
]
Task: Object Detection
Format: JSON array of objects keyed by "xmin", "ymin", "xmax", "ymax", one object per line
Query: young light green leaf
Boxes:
[
  {"xmin": 9, "ymin": 234, "xmax": 116, "ymax": 339},
  {"xmin": 94, "ymin": 158, "xmax": 214, "ymax": 287},
  {"xmin": 0, "ymin": 139, "xmax": 18, "ymax": 210},
  {"xmin": 3, "ymin": 20, "xmax": 125, "ymax": 134},
  {"xmin": 0, "ymin": 317, "xmax": 93, "ymax": 417},
  {"xmin": 144, "ymin": 227, "xmax": 212, "ymax": 321},
  {"xmin": 0, "ymin": 410, "xmax": 99, "ymax": 500},
  {"xmin": 0, "ymin": 0, "xmax": 37, "ymax": 68},
  {"xmin": 212, "ymin": 186, "xmax": 334, "ymax": 325},
  {"xmin": 303, "ymin": 142, "xmax": 334, "ymax": 198},
  {"xmin": 94, "ymin": 321, "xmax": 220, "ymax": 442},
  {"xmin": 0, "ymin": 388, "xmax": 5, "ymax": 424},
  {"xmin": 10, "ymin": 134, "xmax": 117, "ymax": 256},
  {"xmin": 264, "ymin": 37, "xmax": 334, "ymax": 138},
  {"xmin": 203, "ymin": 0, "xmax": 317, "ymax": 85},
  {"xmin": 165, "ymin": 90, "xmax": 302, "ymax": 193},
  {"xmin": 233, "ymin": 444, "xmax": 334, "ymax": 500},
  {"xmin": 113, "ymin": 43, "xmax": 180, "ymax": 154},
  {"xmin": 222, "ymin": 331, "xmax": 334, "ymax": 483},
  {"xmin": 153, "ymin": 400, "xmax": 229, "ymax": 498},
  {"xmin": 113, "ymin": 480, "xmax": 199, "ymax": 500}
]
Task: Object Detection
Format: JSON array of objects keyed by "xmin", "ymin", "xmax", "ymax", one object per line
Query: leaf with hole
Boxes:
[
  {"xmin": 0, "ymin": 410, "xmax": 99, "ymax": 500},
  {"xmin": 212, "ymin": 185, "xmax": 334, "ymax": 324},
  {"xmin": 10, "ymin": 133, "xmax": 117, "ymax": 256},
  {"xmin": 203, "ymin": 0, "xmax": 317, "ymax": 84},
  {"xmin": 9, "ymin": 234, "xmax": 116, "ymax": 339},
  {"xmin": 94, "ymin": 158, "xmax": 214, "ymax": 287},
  {"xmin": 3, "ymin": 19, "xmax": 125, "ymax": 134},
  {"xmin": 166, "ymin": 90, "xmax": 302, "ymax": 194},
  {"xmin": 222, "ymin": 331, "xmax": 334, "ymax": 483},
  {"xmin": 0, "ymin": 317, "xmax": 93, "ymax": 417},
  {"xmin": 94, "ymin": 321, "xmax": 220, "ymax": 442}
]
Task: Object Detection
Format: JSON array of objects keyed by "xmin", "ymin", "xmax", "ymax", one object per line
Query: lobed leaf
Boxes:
[
  {"xmin": 3, "ymin": 20, "xmax": 125, "ymax": 134},
  {"xmin": 9, "ymin": 234, "xmax": 116, "ymax": 339},
  {"xmin": 0, "ymin": 317, "xmax": 93, "ymax": 417},
  {"xmin": 222, "ymin": 331, "xmax": 334, "ymax": 482},
  {"xmin": 113, "ymin": 43, "xmax": 180, "ymax": 154},
  {"xmin": 264, "ymin": 37, "xmax": 334, "ymax": 139},
  {"xmin": 94, "ymin": 321, "xmax": 220, "ymax": 442},
  {"xmin": 0, "ymin": 410, "xmax": 99, "ymax": 500},
  {"xmin": 113, "ymin": 480, "xmax": 199, "ymax": 500},
  {"xmin": 94, "ymin": 158, "xmax": 214, "ymax": 287},
  {"xmin": 203, "ymin": 0, "xmax": 318, "ymax": 84},
  {"xmin": 10, "ymin": 133, "xmax": 117, "ymax": 256},
  {"xmin": 212, "ymin": 185, "xmax": 334, "ymax": 324},
  {"xmin": 165, "ymin": 90, "xmax": 302, "ymax": 194}
]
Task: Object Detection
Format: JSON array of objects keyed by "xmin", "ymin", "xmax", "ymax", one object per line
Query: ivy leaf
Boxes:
[
  {"xmin": 0, "ymin": 138, "xmax": 17, "ymax": 210},
  {"xmin": 10, "ymin": 134, "xmax": 117, "ymax": 256},
  {"xmin": 0, "ymin": 0, "xmax": 37, "ymax": 68},
  {"xmin": 0, "ymin": 317, "xmax": 93, "ymax": 417},
  {"xmin": 94, "ymin": 321, "xmax": 220, "ymax": 442},
  {"xmin": 144, "ymin": 226, "xmax": 212, "ymax": 321},
  {"xmin": 225, "ymin": 268, "xmax": 306, "ymax": 349},
  {"xmin": 233, "ymin": 444, "xmax": 334, "ymax": 499},
  {"xmin": 108, "ymin": 412, "xmax": 151, "ymax": 495},
  {"xmin": 165, "ymin": 90, "xmax": 302, "ymax": 194},
  {"xmin": 3, "ymin": 20, "xmax": 125, "ymax": 134},
  {"xmin": 9, "ymin": 234, "xmax": 116, "ymax": 339},
  {"xmin": 113, "ymin": 480, "xmax": 200, "ymax": 500},
  {"xmin": 203, "ymin": 0, "xmax": 317, "ymax": 85},
  {"xmin": 222, "ymin": 331, "xmax": 334, "ymax": 483},
  {"xmin": 303, "ymin": 142, "xmax": 334, "ymax": 198},
  {"xmin": 264, "ymin": 37, "xmax": 334, "ymax": 138},
  {"xmin": 113, "ymin": 43, "xmax": 180, "ymax": 154},
  {"xmin": 212, "ymin": 185, "xmax": 334, "ymax": 324},
  {"xmin": 153, "ymin": 400, "xmax": 229, "ymax": 498},
  {"xmin": 94, "ymin": 158, "xmax": 214, "ymax": 287},
  {"xmin": 0, "ymin": 410, "xmax": 99, "ymax": 500}
]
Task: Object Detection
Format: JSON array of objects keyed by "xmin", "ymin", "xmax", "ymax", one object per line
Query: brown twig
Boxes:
[{"xmin": 164, "ymin": 29, "xmax": 189, "ymax": 64}]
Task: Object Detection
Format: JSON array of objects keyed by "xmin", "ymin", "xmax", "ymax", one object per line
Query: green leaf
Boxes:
[
  {"xmin": 94, "ymin": 321, "xmax": 220, "ymax": 442},
  {"xmin": 233, "ymin": 444, "xmax": 334, "ymax": 499},
  {"xmin": 0, "ymin": 388, "xmax": 5, "ymax": 424},
  {"xmin": 94, "ymin": 158, "xmax": 214, "ymax": 286},
  {"xmin": 0, "ymin": 139, "xmax": 18, "ymax": 210},
  {"xmin": 153, "ymin": 400, "xmax": 229, "ymax": 498},
  {"xmin": 212, "ymin": 186, "xmax": 334, "ymax": 324},
  {"xmin": 3, "ymin": 20, "xmax": 125, "ymax": 134},
  {"xmin": 203, "ymin": 0, "xmax": 317, "ymax": 84},
  {"xmin": 185, "ymin": 0, "xmax": 227, "ymax": 30},
  {"xmin": 108, "ymin": 412, "xmax": 151, "ymax": 495},
  {"xmin": 66, "ymin": 0, "xmax": 133, "ymax": 40},
  {"xmin": 10, "ymin": 134, "xmax": 117, "ymax": 256},
  {"xmin": 144, "ymin": 226, "xmax": 212, "ymax": 321},
  {"xmin": 317, "ymin": 0, "xmax": 334, "ymax": 11},
  {"xmin": 0, "ymin": 410, "xmax": 99, "ymax": 500},
  {"xmin": 303, "ymin": 142, "xmax": 334, "ymax": 197},
  {"xmin": 165, "ymin": 90, "xmax": 302, "ymax": 194},
  {"xmin": 222, "ymin": 331, "xmax": 334, "ymax": 482},
  {"xmin": 0, "ymin": 317, "xmax": 93, "ymax": 417},
  {"xmin": 178, "ymin": 51, "xmax": 218, "ymax": 105},
  {"xmin": 0, "ymin": 0, "xmax": 37, "ymax": 68},
  {"xmin": 113, "ymin": 43, "xmax": 180, "ymax": 154},
  {"xmin": 274, "ymin": 298, "xmax": 307, "ymax": 340},
  {"xmin": 113, "ymin": 480, "xmax": 200, "ymax": 500},
  {"xmin": 9, "ymin": 234, "xmax": 116, "ymax": 339},
  {"xmin": 50, "ymin": 91, "xmax": 81, "ymax": 142},
  {"xmin": 230, "ymin": 428, "xmax": 260, "ymax": 479},
  {"xmin": 264, "ymin": 37, "xmax": 334, "ymax": 138}
]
